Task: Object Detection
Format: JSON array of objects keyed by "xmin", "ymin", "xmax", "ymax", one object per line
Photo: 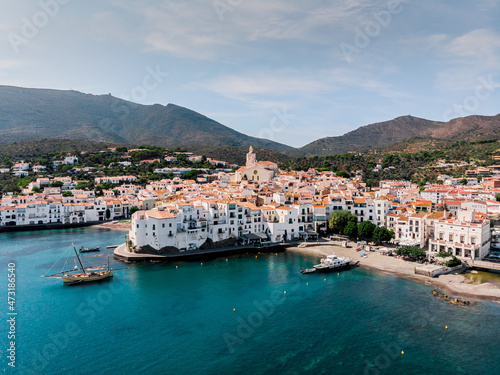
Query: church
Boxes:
[{"xmin": 233, "ymin": 146, "xmax": 278, "ymax": 183}]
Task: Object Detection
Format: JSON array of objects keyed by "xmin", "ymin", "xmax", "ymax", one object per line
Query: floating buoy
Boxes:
[
  {"xmin": 275, "ymin": 253, "xmax": 278, "ymax": 255},
  {"xmin": 324, "ymin": 278, "xmax": 326, "ymax": 281},
  {"xmin": 337, "ymin": 273, "xmax": 339, "ymax": 276},
  {"xmin": 233, "ymin": 308, "xmax": 236, "ymax": 312},
  {"xmin": 176, "ymin": 265, "xmax": 178, "ymax": 268},
  {"xmin": 201, "ymin": 263, "xmax": 203, "ymax": 265},
  {"xmin": 284, "ymin": 291, "xmax": 286, "ymax": 294},
  {"xmin": 401, "ymin": 351, "xmax": 404, "ymax": 356},
  {"xmin": 306, "ymin": 283, "xmax": 308, "ymax": 286},
  {"xmin": 445, "ymin": 326, "xmax": 448, "ymax": 330},
  {"xmin": 255, "ymin": 255, "xmax": 257, "ymax": 258},
  {"xmin": 226, "ymin": 259, "xmax": 228, "ymax": 262},
  {"xmin": 48, "ymin": 246, "xmax": 50, "ymax": 248}
]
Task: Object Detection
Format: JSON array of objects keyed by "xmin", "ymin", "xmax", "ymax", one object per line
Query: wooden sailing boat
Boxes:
[{"xmin": 45, "ymin": 244, "xmax": 113, "ymax": 285}]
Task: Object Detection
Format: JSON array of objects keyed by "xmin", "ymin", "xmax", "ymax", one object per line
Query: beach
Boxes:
[
  {"xmin": 288, "ymin": 241, "xmax": 500, "ymax": 301},
  {"xmin": 92, "ymin": 220, "xmax": 131, "ymax": 232}
]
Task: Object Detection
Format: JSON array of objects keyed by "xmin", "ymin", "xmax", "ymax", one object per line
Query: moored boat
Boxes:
[
  {"xmin": 44, "ymin": 244, "xmax": 113, "ymax": 285},
  {"xmin": 79, "ymin": 246, "xmax": 100, "ymax": 253},
  {"xmin": 312, "ymin": 253, "xmax": 351, "ymax": 273}
]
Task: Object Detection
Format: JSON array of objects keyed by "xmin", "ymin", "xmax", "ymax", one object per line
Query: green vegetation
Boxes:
[
  {"xmin": 328, "ymin": 210, "xmax": 357, "ymax": 233},
  {"xmin": 445, "ymin": 257, "xmax": 462, "ymax": 267},
  {"xmin": 130, "ymin": 206, "xmax": 139, "ymax": 216},
  {"xmin": 358, "ymin": 221, "xmax": 376, "ymax": 239},
  {"xmin": 373, "ymin": 226, "xmax": 394, "ymax": 243},
  {"xmin": 343, "ymin": 222, "xmax": 358, "ymax": 239},
  {"xmin": 435, "ymin": 251, "xmax": 452, "ymax": 258},
  {"xmin": 395, "ymin": 245, "xmax": 427, "ymax": 260}
]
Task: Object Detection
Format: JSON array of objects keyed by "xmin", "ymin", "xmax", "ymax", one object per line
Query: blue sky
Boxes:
[{"xmin": 1, "ymin": 0, "xmax": 499, "ymax": 148}]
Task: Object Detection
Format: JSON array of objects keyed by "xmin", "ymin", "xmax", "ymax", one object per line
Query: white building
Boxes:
[
  {"xmin": 233, "ymin": 147, "xmax": 278, "ymax": 183},
  {"xmin": 428, "ymin": 210, "xmax": 490, "ymax": 260}
]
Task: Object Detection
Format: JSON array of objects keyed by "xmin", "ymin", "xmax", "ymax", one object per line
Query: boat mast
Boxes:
[{"xmin": 72, "ymin": 243, "xmax": 87, "ymax": 275}]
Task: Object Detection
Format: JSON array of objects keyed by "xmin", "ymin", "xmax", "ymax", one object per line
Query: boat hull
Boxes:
[
  {"xmin": 63, "ymin": 270, "xmax": 113, "ymax": 284},
  {"xmin": 79, "ymin": 247, "xmax": 100, "ymax": 253},
  {"xmin": 314, "ymin": 263, "xmax": 351, "ymax": 273}
]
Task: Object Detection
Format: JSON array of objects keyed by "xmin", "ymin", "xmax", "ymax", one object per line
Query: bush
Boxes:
[
  {"xmin": 445, "ymin": 257, "xmax": 462, "ymax": 267},
  {"xmin": 436, "ymin": 251, "xmax": 451, "ymax": 258}
]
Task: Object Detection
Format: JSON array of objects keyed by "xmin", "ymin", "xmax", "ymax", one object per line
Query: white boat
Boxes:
[{"xmin": 312, "ymin": 254, "xmax": 352, "ymax": 273}]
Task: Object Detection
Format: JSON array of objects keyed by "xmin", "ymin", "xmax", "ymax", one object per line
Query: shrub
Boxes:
[{"xmin": 445, "ymin": 257, "xmax": 462, "ymax": 267}]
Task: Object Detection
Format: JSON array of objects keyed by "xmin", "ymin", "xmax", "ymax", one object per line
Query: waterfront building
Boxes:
[{"xmin": 428, "ymin": 210, "xmax": 491, "ymax": 260}]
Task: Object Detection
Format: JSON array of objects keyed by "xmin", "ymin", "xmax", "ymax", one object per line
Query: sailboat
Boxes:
[{"xmin": 45, "ymin": 244, "xmax": 113, "ymax": 285}]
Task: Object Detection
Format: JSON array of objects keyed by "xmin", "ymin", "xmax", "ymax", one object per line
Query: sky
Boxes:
[{"xmin": 0, "ymin": 0, "xmax": 499, "ymax": 148}]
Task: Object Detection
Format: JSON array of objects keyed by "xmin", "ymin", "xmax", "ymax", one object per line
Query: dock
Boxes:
[
  {"xmin": 468, "ymin": 260, "xmax": 500, "ymax": 272},
  {"xmin": 113, "ymin": 242, "xmax": 288, "ymax": 262}
]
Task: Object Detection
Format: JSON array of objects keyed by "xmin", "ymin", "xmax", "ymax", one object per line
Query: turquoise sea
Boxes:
[{"xmin": 1, "ymin": 227, "xmax": 499, "ymax": 375}]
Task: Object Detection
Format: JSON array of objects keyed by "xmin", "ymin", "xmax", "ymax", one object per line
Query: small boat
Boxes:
[
  {"xmin": 79, "ymin": 246, "xmax": 100, "ymax": 253},
  {"xmin": 44, "ymin": 244, "xmax": 113, "ymax": 285},
  {"xmin": 106, "ymin": 245, "xmax": 119, "ymax": 249},
  {"xmin": 300, "ymin": 268, "xmax": 318, "ymax": 274},
  {"xmin": 312, "ymin": 253, "xmax": 352, "ymax": 273}
]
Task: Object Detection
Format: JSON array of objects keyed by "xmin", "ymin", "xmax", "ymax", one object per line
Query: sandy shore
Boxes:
[
  {"xmin": 92, "ymin": 221, "xmax": 131, "ymax": 232},
  {"xmin": 288, "ymin": 242, "xmax": 500, "ymax": 301}
]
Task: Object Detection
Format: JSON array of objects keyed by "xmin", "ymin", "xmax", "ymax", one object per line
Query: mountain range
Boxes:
[
  {"xmin": 0, "ymin": 85, "xmax": 499, "ymax": 157},
  {"xmin": 0, "ymin": 86, "xmax": 292, "ymax": 153}
]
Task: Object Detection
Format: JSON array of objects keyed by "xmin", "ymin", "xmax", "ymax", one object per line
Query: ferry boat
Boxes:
[{"xmin": 301, "ymin": 253, "xmax": 352, "ymax": 274}]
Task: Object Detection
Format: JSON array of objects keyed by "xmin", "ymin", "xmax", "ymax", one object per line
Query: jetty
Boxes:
[
  {"xmin": 114, "ymin": 242, "xmax": 289, "ymax": 262},
  {"xmin": 467, "ymin": 259, "xmax": 500, "ymax": 272}
]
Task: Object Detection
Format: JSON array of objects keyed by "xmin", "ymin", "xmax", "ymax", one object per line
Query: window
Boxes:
[{"xmin": 449, "ymin": 234, "xmax": 453, "ymax": 241}]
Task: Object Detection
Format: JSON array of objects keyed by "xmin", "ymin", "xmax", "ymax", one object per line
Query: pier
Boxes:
[
  {"xmin": 114, "ymin": 242, "xmax": 289, "ymax": 262},
  {"xmin": 468, "ymin": 260, "xmax": 500, "ymax": 272}
]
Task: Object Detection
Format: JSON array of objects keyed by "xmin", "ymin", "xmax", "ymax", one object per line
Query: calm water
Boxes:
[
  {"xmin": 1, "ymin": 227, "xmax": 499, "ymax": 375},
  {"xmin": 463, "ymin": 270, "xmax": 500, "ymax": 285}
]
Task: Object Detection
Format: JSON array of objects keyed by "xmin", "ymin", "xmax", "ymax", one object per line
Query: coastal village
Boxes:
[{"xmin": 1, "ymin": 146, "xmax": 500, "ymax": 268}]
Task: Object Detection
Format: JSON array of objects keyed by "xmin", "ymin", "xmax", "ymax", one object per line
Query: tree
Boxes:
[
  {"xmin": 329, "ymin": 210, "xmax": 357, "ymax": 233},
  {"xmin": 373, "ymin": 226, "xmax": 395, "ymax": 243},
  {"xmin": 459, "ymin": 178, "xmax": 468, "ymax": 185},
  {"xmin": 395, "ymin": 245, "xmax": 426, "ymax": 260},
  {"xmin": 496, "ymin": 193, "xmax": 500, "ymax": 202},
  {"xmin": 336, "ymin": 170, "xmax": 350, "ymax": 178},
  {"xmin": 130, "ymin": 206, "xmax": 139, "ymax": 216},
  {"xmin": 343, "ymin": 222, "xmax": 358, "ymax": 239},
  {"xmin": 49, "ymin": 181, "xmax": 64, "ymax": 188},
  {"xmin": 2, "ymin": 157, "xmax": 12, "ymax": 168},
  {"xmin": 358, "ymin": 221, "xmax": 376, "ymax": 239},
  {"xmin": 62, "ymin": 191, "xmax": 73, "ymax": 197}
]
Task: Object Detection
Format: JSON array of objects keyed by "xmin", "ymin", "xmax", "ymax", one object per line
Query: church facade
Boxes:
[{"xmin": 233, "ymin": 146, "xmax": 278, "ymax": 183}]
